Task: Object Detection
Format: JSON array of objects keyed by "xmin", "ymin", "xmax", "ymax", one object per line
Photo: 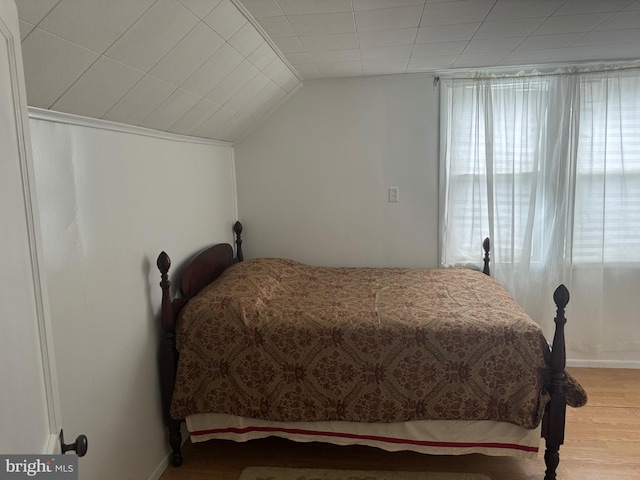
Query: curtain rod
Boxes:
[{"xmin": 436, "ymin": 61, "xmax": 640, "ymax": 81}]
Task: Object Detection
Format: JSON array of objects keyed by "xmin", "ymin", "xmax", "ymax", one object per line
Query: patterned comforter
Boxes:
[{"xmin": 171, "ymin": 258, "xmax": 586, "ymax": 428}]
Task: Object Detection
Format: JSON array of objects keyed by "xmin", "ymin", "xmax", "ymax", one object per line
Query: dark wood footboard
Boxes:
[
  {"xmin": 542, "ymin": 284, "xmax": 569, "ymax": 480},
  {"xmin": 483, "ymin": 236, "xmax": 568, "ymax": 479}
]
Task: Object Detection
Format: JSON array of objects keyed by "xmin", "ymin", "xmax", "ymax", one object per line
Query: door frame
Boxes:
[{"xmin": 1, "ymin": 0, "xmax": 62, "ymax": 454}]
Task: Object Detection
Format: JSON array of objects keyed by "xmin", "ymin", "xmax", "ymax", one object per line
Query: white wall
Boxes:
[
  {"xmin": 29, "ymin": 114, "xmax": 236, "ymax": 480},
  {"xmin": 234, "ymin": 75, "xmax": 440, "ymax": 268}
]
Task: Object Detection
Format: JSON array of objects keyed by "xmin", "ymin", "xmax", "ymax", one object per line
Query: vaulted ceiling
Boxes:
[
  {"xmin": 16, "ymin": 0, "xmax": 302, "ymax": 142},
  {"xmin": 16, "ymin": 0, "xmax": 640, "ymax": 143}
]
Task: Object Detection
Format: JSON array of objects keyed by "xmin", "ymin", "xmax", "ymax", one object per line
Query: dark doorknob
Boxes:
[{"xmin": 59, "ymin": 430, "xmax": 88, "ymax": 457}]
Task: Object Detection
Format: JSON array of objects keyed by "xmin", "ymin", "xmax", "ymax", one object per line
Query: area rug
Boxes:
[{"xmin": 238, "ymin": 467, "xmax": 490, "ymax": 480}]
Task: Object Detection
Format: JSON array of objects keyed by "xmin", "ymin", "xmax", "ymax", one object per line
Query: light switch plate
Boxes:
[{"xmin": 388, "ymin": 186, "xmax": 399, "ymax": 203}]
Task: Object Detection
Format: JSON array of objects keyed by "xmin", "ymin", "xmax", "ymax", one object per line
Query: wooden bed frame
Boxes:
[{"xmin": 156, "ymin": 221, "xmax": 569, "ymax": 480}]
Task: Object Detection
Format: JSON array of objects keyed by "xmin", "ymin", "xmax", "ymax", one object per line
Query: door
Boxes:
[{"xmin": 0, "ymin": 0, "xmax": 62, "ymax": 454}]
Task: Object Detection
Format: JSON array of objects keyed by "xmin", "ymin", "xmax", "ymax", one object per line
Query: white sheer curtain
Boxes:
[{"xmin": 440, "ymin": 65, "xmax": 640, "ymax": 362}]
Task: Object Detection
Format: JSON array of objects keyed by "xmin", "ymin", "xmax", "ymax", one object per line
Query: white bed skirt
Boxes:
[{"xmin": 186, "ymin": 413, "xmax": 542, "ymax": 459}]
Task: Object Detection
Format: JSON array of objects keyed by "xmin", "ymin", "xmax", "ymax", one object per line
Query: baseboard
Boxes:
[
  {"xmin": 567, "ymin": 359, "xmax": 640, "ymax": 369},
  {"xmin": 146, "ymin": 424, "xmax": 190, "ymax": 480}
]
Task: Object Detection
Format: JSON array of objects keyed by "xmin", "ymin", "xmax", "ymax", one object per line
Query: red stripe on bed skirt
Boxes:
[{"xmin": 189, "ymin": 426, "xmax": 539, "ymax": 453}]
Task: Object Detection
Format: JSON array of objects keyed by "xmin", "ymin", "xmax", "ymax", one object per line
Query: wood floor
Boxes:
[{"xmin": 159, "ymin": 368, "xmax": 640, "ymax": 480}]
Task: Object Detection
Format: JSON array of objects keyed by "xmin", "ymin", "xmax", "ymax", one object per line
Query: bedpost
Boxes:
[
  {"xmin": 482, "ymin": 238, "xmax": 491, "ymax": 276},
  {"xmin": 542, "ymin": 284, "xmax": 569, "ymax": 480},
  {"xmin": 157, "ymin": 252, "xmax": 183, "ymax": 467},
  {"xmin": 234, "ymin": 221, "xmax": 244, "ymax": 262}
]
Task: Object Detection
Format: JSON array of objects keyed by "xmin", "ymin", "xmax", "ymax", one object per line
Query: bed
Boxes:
[{"xmin": 156, "ymin": 222, "xmax": 586, "ymax": 480}]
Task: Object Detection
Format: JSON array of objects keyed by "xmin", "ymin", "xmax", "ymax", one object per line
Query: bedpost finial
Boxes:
[
  {"xmin": 157, "ymin": 251, "xmax": 171, "ymax": 274},
  {"xmin": 553, "ymin": 284, "xmax": 570, "ymax": 310},
  {"xmin": 482, "ymin": 238, "xmax": 491, "ymax": 276},
  {"xmin": 234, "ymin": 221, "xmax": 244, "ymax": 262}
]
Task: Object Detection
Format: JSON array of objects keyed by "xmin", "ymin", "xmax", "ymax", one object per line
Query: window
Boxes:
[
  {"xmin": 573, "ymin": 75, "xmax": 640, "ymax": 263},
  {"xmin": 441, "ymin": 68, "xmax": 640, "ymax": 268}
]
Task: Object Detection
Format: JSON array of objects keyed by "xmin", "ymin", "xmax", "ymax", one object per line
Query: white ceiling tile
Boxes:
[
  {"xmin": 407, "ymin": 55, "xmax": 457, "ymax": 71},
  {"xmin": 355, "ymin": 5, "xmax": 424, "ymax": 32},
  {"xmin": 421, "ymin": 1, "xmax": 495, "ymax": 26},
  {"xmin": 412, "ymin": 41, "xmax": 467, "ymax": 57},
  {"xmin": 255, "ymin": 81, "xmax": 288, "ymax": 109},
  {"xmin": 240, "ymin": 0, "xmax": 284, "ymax": 18},
  {"xmin": 205, "ymin": 60, "xmax": 259, "ymax": 104},
  {"xmin": 261, "ymin": 56, "xmax": 285, "ymax": 74},
  {"xmin": 299, "ymin": 33, "xmax": 359, "ymax": 51},
  {"xmin": 229, "ymin": 22, "xmax": 265, "ymax": 56},
  {"xmin": 516, "ymin": 33, "xmax": 583, "ymax": 51},
  {"xmin": 595, "ymin": 11, "xmax": 640, "ymax": 31},
  {"xmin": 21, "ymin": 28, "xmax": 99, "ymax": 108},
  {"xmin": 453, "ymin": 52, "xmax": 509, "ymax": 67},
  {"xmin": 181, "ymin": 43, "xmax": 244, "ymax": 96},
  {"xmin": 235, "ymin": 82, "xmax": 284, "ymax": 122},
  {"xmin": 192, "ymin": 104, "xmax": 238, "ymax": 139},
  {"xmin": 309, "ymin": 49, "xmax": 361, "ymax": 63},
  {"xmin": 177, "ymin": 0, "xmax": 222, "ymax": 19},
  {"xmin": 139, "ymin": 88, "xmax": 201, "ymax": 131},
  {"xmin": 362, "ymin": 57, "xmax": 409, "ymax": 70},
  {"xmin": 272, "ymin": 36, "xmax": 306, "ymax": 53},
  {"xmin": 415, "ymin": 23, "xmax": 479, "ymax": 43},
  {"xmin": 464, "ymin": 36, "xmax": 525, "ymax": 54},
  {"xmin": 102, "ymin": 75, "xmax": 177, "ymax": 125},
  {"xmin": 14, "ymin": 0, "xmax": 60, "ymax": 25},
  {"xmin": 534, "ymin": 14, "xmax": 613, "ymax": 35},
  {"xmin": 501, "ymin": 49, "xmax": 563, "ymax": 65},
  {"xmin": 281, "ymin": 75, "xmax": 301, "ymax": 92},
  {"xmin": 300, "ymin": 71, "xmax": 324, "ymax": 79},
  {"xmin": 169, "ymin": 98, "xmax": 222, "ymax": 135},
  {"xmin": 354, "ymin": 0, "xmax": 425, "ymax": 11},
  {"xmin": 212, "ymin": 114, "xmax": 244, "ymax": 142},
  {"xmin": 314, "ymin": 61, "xmax": 363, "ymax": 76},
  {"xmin": 287, "ymin": 12, "xmax": 356, "ymax": 36},
  {"xmin": 286, "ymin": 52, "xmax": 313, "ymax": 64},
  {"xmin": 357, "ymin": 28, "xmax": 418, "ymax": 48},
  {"xmin": 252, "ymin": 15, "xmax": 295, "ymax": 39},
  {"xmin": 19, "ymin": 20, "xmax": 35, "ymax": 41},
  {"xmin": 248, "ymin": 42, "xmax": 279, "ymax": 70},
  {"xmin": 552, "ymin": 44, "xmax": 640, "ymax": 61},
  {"xmin": 572, "ymin": 28, "xmax": 640, "ymax": 47},
  {"xmin": 38, "ymin": 0, "xmax": 156, "ymax": 53},
  {"xmin": 277, "ymin": 0, "xmax": 353, "ymax": 15},
  {"xmin": 225, "ymin": 73, "xmax": 271, "ymax": 111},
  {"xmin": 105, "ymin": 0, "xmax": 199, "ymax": 71},
  {"xmin": 203, "ymin": 0, "xmax": 247, "ymax": 40},
  {"xmin": 293, "ymin": 63, "xmax": 321, "ymax": 77},
  {"xmin": 486, "ymin": 0, "xmax": 564, "ymax": 21},
  {"xmin": 51, "ymin": 56, "xmax": 145, "ymax": 118},
  {"xmin": 555, "ymin": 0, "xmax": 634, "ymax": 16},
  {"xmin": 474, "ymin": 18, "xmax": 547, "ymax": 39},
  {"xmin": 150, "ymin": 22, "xmax": 224, "ymax": 86},
  {"xmin": 360, "ymin": 45, "xmax": 413, "ymax": 60},
  {"xmin": 262, "ymin": 58, "xmax": 289, "ymax": 83}
]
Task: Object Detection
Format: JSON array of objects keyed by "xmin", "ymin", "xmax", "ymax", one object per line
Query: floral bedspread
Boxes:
[{"xmin": 171, "ymin": 258, "xmax": 586, "ymax": 428}]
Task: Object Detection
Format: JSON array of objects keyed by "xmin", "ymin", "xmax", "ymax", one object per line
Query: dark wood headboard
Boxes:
[{"xmin": 155, "ymin": 220, "xmax": 243, "ymax": 467}]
